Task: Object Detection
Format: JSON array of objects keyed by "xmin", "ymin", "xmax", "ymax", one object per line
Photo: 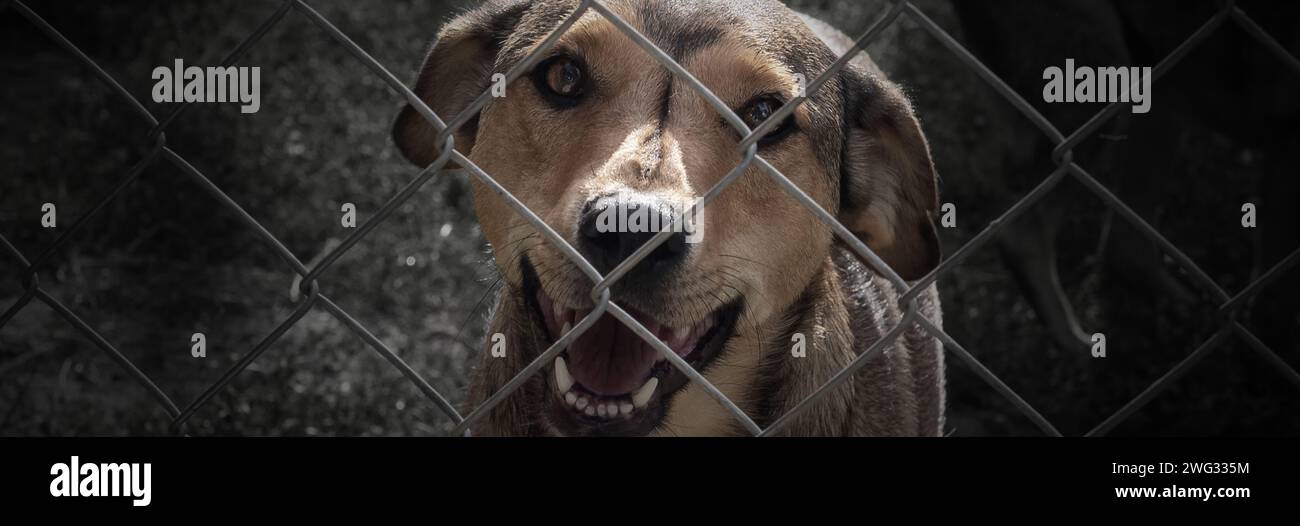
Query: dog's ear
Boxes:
[
  {"xmin": 837, "ymin": 67, "xmax": 940, "ymax": 281},
  {"xmin": 393, "ymin": 1, "xmax": 529, "ymax": 166}
]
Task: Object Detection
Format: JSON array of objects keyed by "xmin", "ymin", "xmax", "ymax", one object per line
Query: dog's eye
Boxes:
[
  {"xmin": 740, "ymin": 96, "xmax": 796, "ymax": 145},
  {"xmin": 533, "ymin": 55, "xmax": 587, "ymax": 107}
]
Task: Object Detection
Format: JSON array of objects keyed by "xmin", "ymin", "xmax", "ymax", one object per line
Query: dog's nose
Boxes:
[{"xmin": 578, "ymin": 194, "xmax": 688, "ymax": 277}]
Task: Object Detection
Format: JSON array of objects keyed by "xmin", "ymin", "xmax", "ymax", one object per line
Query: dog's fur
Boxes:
[{"xmin": 393, "ymin": 0, "xmax": 945, "ymax": 436}]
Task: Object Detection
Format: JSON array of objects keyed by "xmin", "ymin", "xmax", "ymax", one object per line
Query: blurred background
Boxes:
[{"xmin": 1, "ymin": 0, "xmax": 1296, "ymax": 436}]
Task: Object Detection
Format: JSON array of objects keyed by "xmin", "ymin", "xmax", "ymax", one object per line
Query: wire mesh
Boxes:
[{"xmin": 2, "ymin": 0, "xmax": 1297, "ymax": 436}]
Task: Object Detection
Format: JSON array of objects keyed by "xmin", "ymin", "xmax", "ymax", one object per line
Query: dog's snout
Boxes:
[{"xmin": 578, "ymin": 194, "xmax": 688, "ymax": 277}]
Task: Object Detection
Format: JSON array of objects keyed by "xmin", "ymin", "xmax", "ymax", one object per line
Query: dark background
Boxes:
[{"xmin": 1, "ymin": 0, "xmax": 1296, "ymax": 436}]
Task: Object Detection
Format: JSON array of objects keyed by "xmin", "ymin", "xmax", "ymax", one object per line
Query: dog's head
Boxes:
[{"xmin": 394, "ymin": 0, "xmax": 938, "ymax": 435}]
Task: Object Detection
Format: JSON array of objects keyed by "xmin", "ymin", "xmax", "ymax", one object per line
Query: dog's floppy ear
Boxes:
[
  {"xmin": 837, "ymin": 67, "xmax": 941, "ymax": 281},
  {"xmin": 393, "ymin": 1, "xmax": 529, "ymax": 166}
]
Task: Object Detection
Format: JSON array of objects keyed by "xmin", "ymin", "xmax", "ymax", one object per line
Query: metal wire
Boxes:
[{"xmin": 2, "ymin": 0, "xmax": 1297, "ymax": 436}]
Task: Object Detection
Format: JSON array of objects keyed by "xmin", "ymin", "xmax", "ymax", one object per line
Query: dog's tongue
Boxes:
[{"xmin": 566, "ymin": 312, "xmax": 661, "ymax": 395}]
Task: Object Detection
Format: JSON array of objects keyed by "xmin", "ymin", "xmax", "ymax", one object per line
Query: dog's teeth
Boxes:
[
  {"xmin": 632, "ymin": 377, "xmax": 659, "ymax": 407},
  {"xmin": 554, "ymin": 356, "xmax": 575, "ymax": 393},
  {"xmin": 597, "ymin": 404, "xmax": 608, "ymax": 417},
  {"xmin": 606, "ymin": 403, "xmax": 619, "ymax": 416},
  {"xmin": 584, "ymin": 405, "xmax": 596, "ymax": 416},
  {"xmin": 619, "ymin": 402, "xmax": 634, "ymax": 415},
  {"xmin": 565, "ymin": 392, "xmax": 578, "ymax": 406},
  {"xmin": 575, "ymin": 396, "xmax": 589, "ymax": 410}
]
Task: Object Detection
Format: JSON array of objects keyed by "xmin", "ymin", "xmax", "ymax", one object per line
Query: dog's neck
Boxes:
[
  {"xmin": 743, "ymin": 244, "xmax": 909, "ymax": 435},
  {"xmin": 737, "ymin": 246, "xmax": 858, "ymax": 435}
]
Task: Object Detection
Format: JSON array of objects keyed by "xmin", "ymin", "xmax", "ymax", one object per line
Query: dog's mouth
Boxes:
[{"xmin": 521, "ymin": 258, "xmax": 742, "ymax": 436}]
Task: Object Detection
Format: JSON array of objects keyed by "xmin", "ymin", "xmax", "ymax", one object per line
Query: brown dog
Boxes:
[{"xmin": 394, "ymin": 0, "xmax": 945, "ymax": 436}]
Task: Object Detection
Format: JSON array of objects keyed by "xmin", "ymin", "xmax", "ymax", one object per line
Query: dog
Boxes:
[{"xmin": 393, "ymin": 0, "xmax": 945, "ymax": 436}]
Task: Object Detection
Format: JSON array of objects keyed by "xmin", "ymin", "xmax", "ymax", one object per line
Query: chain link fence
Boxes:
[{"xmin": 2, "ymin": 0, "xmax": 1298, "ymax": 436}]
